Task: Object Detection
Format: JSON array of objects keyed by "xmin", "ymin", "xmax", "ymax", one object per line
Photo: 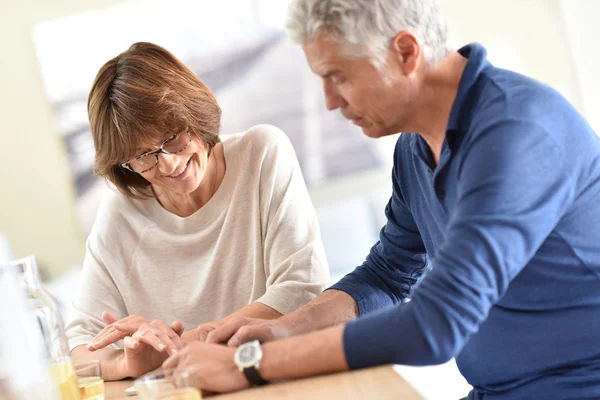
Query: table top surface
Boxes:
[{"xmin": 105, "ymin": 365, "xmax": 423, "ymax": 400}]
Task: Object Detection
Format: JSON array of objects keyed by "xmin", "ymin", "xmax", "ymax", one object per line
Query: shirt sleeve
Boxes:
[
  {"xmin": 251, "ymin": 125, "xmax": 331, "ymax": 315},
  {"xmin": 65, "ymin": 220, "xmax": 129, "ymax": 351},
  {"xmin": 330, "ymin": 142, "xmax": 429, "ymax": 314},
  {"xmin": 343, "ymin": 120, "xmax": 575, "ymax": 368}
]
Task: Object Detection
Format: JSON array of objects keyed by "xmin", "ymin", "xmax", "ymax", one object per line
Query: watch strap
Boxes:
[{"xmin": 243, "ymin": 366, "xmax": 269, "ymax": 386}]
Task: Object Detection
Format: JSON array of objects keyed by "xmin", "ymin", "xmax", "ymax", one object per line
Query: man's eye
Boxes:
[{"xmin": 331, "ymin": 76, "xmax": 346, "ymax": 85}]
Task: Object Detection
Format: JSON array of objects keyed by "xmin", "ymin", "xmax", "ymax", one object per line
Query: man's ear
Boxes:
[{"xmin": 389, "ymin": 30, "xmax": 421, "ymax": 75}]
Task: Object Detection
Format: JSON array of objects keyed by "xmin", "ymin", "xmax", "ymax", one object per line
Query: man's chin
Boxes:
[
  {"xmin": 361, "ymin": 124, "xmax": 400, "ymax": 139},
  {"xmin": 361, "ymin": 126, "xmax": 384, "ymax": 139}
]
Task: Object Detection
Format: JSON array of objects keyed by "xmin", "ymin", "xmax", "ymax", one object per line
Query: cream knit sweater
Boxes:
[{"xmin": 66, "ymin": 125, "xmax": 330, "ymax": 350}]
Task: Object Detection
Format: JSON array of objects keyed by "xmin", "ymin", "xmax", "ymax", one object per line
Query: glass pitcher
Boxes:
[
  {"xmin": 7, "ymin": 255, "xmax": 81, "ymax": 400},
  {"xmin": 0, "ymin": 265, "xmax": 59, "ymax": 400}
]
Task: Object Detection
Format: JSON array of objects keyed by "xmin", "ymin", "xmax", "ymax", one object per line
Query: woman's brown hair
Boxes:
[{"xmin": 88, "ymin": 42, "xmax": 222, "ymax": 199}]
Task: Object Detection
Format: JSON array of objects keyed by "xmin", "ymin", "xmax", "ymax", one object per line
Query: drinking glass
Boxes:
[
  {"xmin": 75, "ymin": 361, "xmax": 104, "ymax": 400},
  {"xmin": 135, "ymin": 369, "xmax": 202, "ymax": 400}
]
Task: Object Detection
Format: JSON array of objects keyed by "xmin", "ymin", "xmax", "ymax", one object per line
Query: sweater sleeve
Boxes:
[
  {"xmin": 65, "ymin": 196, "xmax": 130, "ymax": 351},
  {"xmin": 330, "ymin": 139, "xmax": 428, "ymax": 314},
  {"xmin": 342, "ymin": 120, "xmax": 575, "ymax": 368},
  {"xmin": 250, "ymin": 125, "xmax": 330, "ymax": 315}
]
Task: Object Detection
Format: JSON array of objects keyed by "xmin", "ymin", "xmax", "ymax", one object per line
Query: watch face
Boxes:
[
  {"xmin": 238, "ymin": 345, "xmax": 256, "ymax": 363},
  {"xmin": 234, "ymin": 340, "xmax": 263, "ymax": 369}
]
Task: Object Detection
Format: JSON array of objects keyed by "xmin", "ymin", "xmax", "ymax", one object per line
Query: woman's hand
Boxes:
[
  {"xmin": 88, "ymin": 312, "xmax": 184, "ymax": 352},
  {"xmin": 86, "ymin": 312, "xmax": 184, "ymax": 378}
]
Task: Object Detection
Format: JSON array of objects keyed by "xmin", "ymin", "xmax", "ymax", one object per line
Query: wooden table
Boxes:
[{"xmin": 105, "ymin": 365, "xmax": 423, "ymax": 399}]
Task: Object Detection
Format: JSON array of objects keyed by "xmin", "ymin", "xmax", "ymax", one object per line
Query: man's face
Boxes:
[{"xmin": 302, "ymin": 34, "xmax": 415, "ymax": 138}]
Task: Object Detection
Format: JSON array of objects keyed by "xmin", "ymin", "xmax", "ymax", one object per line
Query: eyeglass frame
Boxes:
[{"xmin": 121, "ymin": 127, "xmax": 192, "ymax": 174}]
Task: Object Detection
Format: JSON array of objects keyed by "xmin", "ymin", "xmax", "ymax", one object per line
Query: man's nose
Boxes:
[{"xmin": 323, "ymin": 80, "xmax": 348, "ymax": 111}]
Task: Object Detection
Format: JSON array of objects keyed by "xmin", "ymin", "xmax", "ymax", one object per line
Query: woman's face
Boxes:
[{"xmin": 130, "ymin": 129, "xmax": 212, "ymax": 197}]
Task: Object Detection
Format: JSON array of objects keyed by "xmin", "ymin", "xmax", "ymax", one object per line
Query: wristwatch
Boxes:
[{"xmin": 234, "ymin": 340, "xmax": 269, "ymax": 386}]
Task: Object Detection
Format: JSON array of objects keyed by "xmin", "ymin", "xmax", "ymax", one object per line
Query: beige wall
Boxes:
[
  {"xmin": 0, "ymin": 0, "xmax": 125, "ymax": 277},
  {"xmin": 0, "ymin": 0, "xmax": 583, "ymax": 278}
]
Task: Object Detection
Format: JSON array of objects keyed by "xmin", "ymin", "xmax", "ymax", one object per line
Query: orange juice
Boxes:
[
  {"xmin": 49, "ymin": 359, "xmax": 81, "ymax": 400},
  {"xmin": 156, "ymin": 387, "xmax": 202, "ymax": 400},
  {"xmin": 77, "ymin": 376, "xmax": 104, "ymax": 400}
]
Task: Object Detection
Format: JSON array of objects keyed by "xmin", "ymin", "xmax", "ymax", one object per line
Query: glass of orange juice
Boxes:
[{"xmin": 75, "ymin": 360, "xmax": 104, "ymax": 400}]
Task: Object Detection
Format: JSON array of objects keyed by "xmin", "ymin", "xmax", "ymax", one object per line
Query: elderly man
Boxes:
[{"xmin": 163, "ymin": 1, "xmax": 600, "ymax": 398}]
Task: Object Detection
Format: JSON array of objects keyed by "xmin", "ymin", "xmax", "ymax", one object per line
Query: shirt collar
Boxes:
[
  {"xmin": 409, "ymin": 43, "xmax": 491, "ymax": 166},
  {"xmin": 447, "ymin": 43, "xmax": 490, "ymax": 133}
]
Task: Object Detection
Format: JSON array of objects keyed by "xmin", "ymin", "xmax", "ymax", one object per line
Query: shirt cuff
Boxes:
[{"xmin": 255, "ymin": 284, "xmax": 313, "ymax": 315}]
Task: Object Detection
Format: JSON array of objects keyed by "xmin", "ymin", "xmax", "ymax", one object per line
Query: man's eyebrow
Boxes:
[{"xmin": 322, "ymin": 70, "xmax": 341, "ymax": 78}]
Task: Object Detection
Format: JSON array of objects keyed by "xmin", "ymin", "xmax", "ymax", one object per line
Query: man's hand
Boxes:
[
  {"xmin": 205, "ymin": 291, "xmax": 358, "ymax": 347},
  {"xmin": 181, "ymin": 320, "xmax": 223, "ymax": 345},
  {"xmin": 162, "ymin": 342, "xmax": 249, "ymax": 393},
  {"xmin": 205, "ymin": 316, "xmax": 290, "ymax": 347}
]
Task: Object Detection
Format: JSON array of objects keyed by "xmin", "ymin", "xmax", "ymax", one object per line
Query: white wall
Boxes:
[
  {"xmin": 0, "ymin": 0, "xmax": 585, "ymax": 278},
  {"xmin": 560, "ymin": 0, "xmax": 600, "ymax": 134},
  {"xmin": 442, "ymin": 0, "xmax": 582, "ymax": 108}
]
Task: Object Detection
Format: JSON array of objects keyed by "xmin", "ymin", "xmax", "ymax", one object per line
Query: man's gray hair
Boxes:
[{"xmin": 286, "ymin": 0, "xmax": 451, "ymax": 67}]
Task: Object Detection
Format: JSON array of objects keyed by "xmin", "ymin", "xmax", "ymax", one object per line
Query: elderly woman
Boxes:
[{"xmin": 66, "ymin": 42, "xmax": 329, "ymax": 380}]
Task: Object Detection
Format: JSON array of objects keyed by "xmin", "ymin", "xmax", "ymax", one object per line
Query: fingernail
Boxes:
[
  {"xmin": 229, "ymin": 339, "xmax": 239, "ymax": 347},
  {"xmin": 159, "ymin": 344, "xmax": 166, "ymax": 351}
]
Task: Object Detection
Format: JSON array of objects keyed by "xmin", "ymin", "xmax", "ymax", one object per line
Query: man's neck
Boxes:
[{"xmin": 410, "ymin": 51, "xmax": 467, "ymax": 166}]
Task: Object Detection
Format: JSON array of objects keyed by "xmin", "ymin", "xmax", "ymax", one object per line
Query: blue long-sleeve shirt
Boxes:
[{"xmin": 332, "ymin": 43, "xmax": 600, "ymax": 399}]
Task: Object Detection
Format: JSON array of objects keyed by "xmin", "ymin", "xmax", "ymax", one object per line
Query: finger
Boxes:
[
  {"xmin": 92, "ymin": 314, "xmax": 140, "ymax": 344},
  {"xmin": 89, "ymin": 329, "xmax": 128, "ymax": 350},
  {"xmin": 105, "ymin": 314, "xmax": 146, "ymax": 329},
  {"xmin": 88, "ymin": 325, "xmax": 114, "ymax": 350},
  {"xmin": 170, "ymin": 320, "xmax": 184, "ymax": 336},
  {"xmin": 123, "ymin": 336, "xmax": 144, "ymax": 356},
  {"xmin": 114, "ymin": 322, "xmax": 145, "ymax": 335},
  {"xmin": 228, "ymin": 325, "xmax": 270, "ymax": 348},
  {"xmin": 133, "ymin": 328, "xmax": 173, "ymax": 354},
  {"xmin": 197, "ymin": 326, "xmax": 215, "ymax": 342},
  {"xmin": 116, "ymin": 320, "xmax": 183, "ymax": 349},
  {"xmin": 205, "ymin": 319, "xmax": 248, "ymax": 345},
  {"xmin": 150, "ymin": 321, "xmax": 184, "ymax": 351},
  {"xmin": 169, "ymin": 330, "xmax": 184, "ymax": 350},
  {"xmin": 101, "ymin": 311, "xmax": 120, "ymax": 325},
  {"xmin": 163, "ymin": 347, "xmax": 184, "ymax": 369},
  {"xmin": 91, "ymin": 320, "xmax": 121, "ymax": 343},
  {"xmin": 154, "ymin": 328, "xmax": 183, "ymax": 354}
]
